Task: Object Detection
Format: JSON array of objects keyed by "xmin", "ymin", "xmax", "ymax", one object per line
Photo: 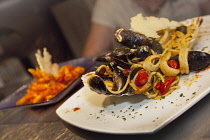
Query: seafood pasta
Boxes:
[{"xmin": 82, "ymin": 14, "xmax": 210, "ymax": 99}]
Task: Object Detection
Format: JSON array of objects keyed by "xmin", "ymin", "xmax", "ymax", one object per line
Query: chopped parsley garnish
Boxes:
[
  {"xmin": 180, "ymin": 93, "xmax": 185, "ymax": 97},
  {"xmin": 201, "ymin": 46, "xmax": 208, "ymax": 51},
  {"xmin": 161, "ymin": 96, "xmax": 165, "ymax": 99}
]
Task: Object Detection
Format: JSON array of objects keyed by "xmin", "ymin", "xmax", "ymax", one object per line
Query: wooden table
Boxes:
[
  {"xmin": 1, "ymin": 14, "xmax": 210, "ymax": 138},
  {"xmin": 0, "ymin": 83, "xmax": 210, "ymax": 140}
]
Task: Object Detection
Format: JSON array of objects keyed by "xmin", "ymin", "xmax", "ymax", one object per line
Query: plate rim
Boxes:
[{"xmin": 56, "ymin": 85, "xmax": 210, "ymax": 134}]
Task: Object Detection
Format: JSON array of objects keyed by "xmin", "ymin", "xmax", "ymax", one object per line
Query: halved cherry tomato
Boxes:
[
  {"xmin": 167, "ymin": 60, "xmax": 179, "ymax": 69},
  {"xmin": 135, "ymin": 70, "xmax": 148, "ymax": 87},
  {"xmin": 155, "ymin": 76, "xmax": 175, "ymax": 95}
]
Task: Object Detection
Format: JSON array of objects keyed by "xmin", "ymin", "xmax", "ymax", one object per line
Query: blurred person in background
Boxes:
[{"xmin": 82, "ymin": 0, "xmax": 210, "ymax": 57}]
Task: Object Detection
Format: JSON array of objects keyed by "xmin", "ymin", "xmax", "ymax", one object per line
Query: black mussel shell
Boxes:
[
  {"xmin": 128, "ymin": 45, "xmax": 152, "ymax": 62},
  {"xmin": 115, "ymin": 29, "xmax": 151, "ymax": 47},
  {"xmin": 176, "ymin": 26, "xmax": 187, "ymax": 34},
  {"xmin": 88, "ymin": 76, "xmax": 107, "ymax": 95},
  {"xmin": 93, "ymin": 52, "xmax": 112, "ymax": 62},
  {"xmin": 112, "ymin": 69, "xmax": 127, "ymax": 91},
  {"xmin": 113, "ymin": 46, "xmax": 131, "ymax": 56},
  {"xmin": 149, "ymin": 40, "xmax": 163, "ymax": 54},
  {"xmin": 130, "ymin": 67, "xmax": 142, "ymax": 80},
  {"xmin": 188, "ymin": 51, "xmax": 210, "ymax": 71}
]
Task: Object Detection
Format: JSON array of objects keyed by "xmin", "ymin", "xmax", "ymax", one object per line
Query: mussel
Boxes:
[
  {"xmin": 112, "ymin": 69, "xmax": 127, "ymax": 91},
  {"xmin": 94, "ymin": 45, "xmax": 152, "ymax": 65},
  {"xmin": 188, "ymin": 51, "xmax": 210, "ymax": 71},
  {"xmin": 86, "ymin": 65, "xmax": 131, "ymax": 96},
  {"xmin": 87, "ymin": 75, "xmax": 107, "ymax": 95},
  {"xmin": 171, "ymin": 51, "xmax": 210, "ymax": 71},
  {"xmin": 101, "ymin": 62, "xmax": 127, "ymax": 91},
  {"xmin": 175, "ymin": 26, "xmax": 187, "ymax": 34},
  {"xmin": 83, "ymin": 16, "xmax": 208, "ymax": 97},
  {"xmin": 114, "ymin": 28, "xmax": 163, "ymax": 54}
]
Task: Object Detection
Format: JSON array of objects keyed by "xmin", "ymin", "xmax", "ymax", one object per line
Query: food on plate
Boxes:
[
  {"xmin": 16, "ymin": 48, "xmax": 85, "ymax": 105},
  {"xmin": 82, "ymin": 14, "xmax": 210, "ymax": 99}
]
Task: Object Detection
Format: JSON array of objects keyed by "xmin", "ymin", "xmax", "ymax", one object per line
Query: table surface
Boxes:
[{"xmin": 0, "ymin": 82, "xmax": 210, "ymax": 140}]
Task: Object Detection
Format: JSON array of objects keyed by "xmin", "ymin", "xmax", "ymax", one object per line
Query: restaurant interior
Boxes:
[{"xmin": 0, "ymin": 0, "xmax": 210, "ymax": 139}]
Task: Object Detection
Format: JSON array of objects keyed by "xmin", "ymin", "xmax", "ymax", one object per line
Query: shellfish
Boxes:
[
  {"xmin": 115, "ymin": 29, "xmax": 163, "ymax": 54},
  {"xmin": 94, "ymin": 45, "xmax": 152, "ymax": 65},
  {"xmin": 82, "ymin": 16, "xmax": 208, "ymax": 97},
  {"xmin": 187, "ymin": 51, "xmax": 210, "ymax": 71},
  {"xmin": 83, "ymin": 49, "xmax": 210, "ymax": 96}
]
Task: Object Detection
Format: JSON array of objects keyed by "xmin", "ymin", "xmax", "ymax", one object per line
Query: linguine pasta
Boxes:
[{"xmin": 83, "ymin": 16, "xmax": 205, "ymax": 100}]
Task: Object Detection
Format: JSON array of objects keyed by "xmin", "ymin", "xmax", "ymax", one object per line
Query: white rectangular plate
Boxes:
[
  {"xmin": 56, "ymin": 69, "xmax": 210, "ymax": 134},
  {"xmin": 56, "ymin": 15, "xmax": 210, "ymax": 134}
]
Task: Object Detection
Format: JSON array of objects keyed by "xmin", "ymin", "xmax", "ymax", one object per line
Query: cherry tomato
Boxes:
[
  {"xmin": 123, "ymin": 68, "xmax": 130, "ymax": 76},
  {"xmin": 167, "ymin": 60, "xmax": 179, "ymax": 69},
  {"xmin": 155, "ymin": 76, "xmax": 175, "ymax": 95},
  {"xmin": 135, "ymin": 70, "xmax": 148, "ymax": 87},
  {"xmin": 154, "ymin": 83, "xmax": 160, "ymax": 89}
]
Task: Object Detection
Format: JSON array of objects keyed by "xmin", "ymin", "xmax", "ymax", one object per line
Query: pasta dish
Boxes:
[{"xmin": 82, "ymin": 14, "xmax": 210, "ymax": 100}]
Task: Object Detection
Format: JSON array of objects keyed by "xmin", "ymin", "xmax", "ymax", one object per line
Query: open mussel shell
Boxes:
[
  {"xmin": 82, "ymin": 65, "xmax": 150, "ymax": 97},
  {"xmin": 82, "ymin": 72, "xmax": 135, "ymax": 96},
  {"xmin": 86, "ymin": 75, "xmax": 107, "ymax": 95}
]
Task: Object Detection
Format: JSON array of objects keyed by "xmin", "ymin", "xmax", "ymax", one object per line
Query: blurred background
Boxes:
[{"xmin": 0, "ymin": 0, "xmax": 95, "ymax": 99}]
